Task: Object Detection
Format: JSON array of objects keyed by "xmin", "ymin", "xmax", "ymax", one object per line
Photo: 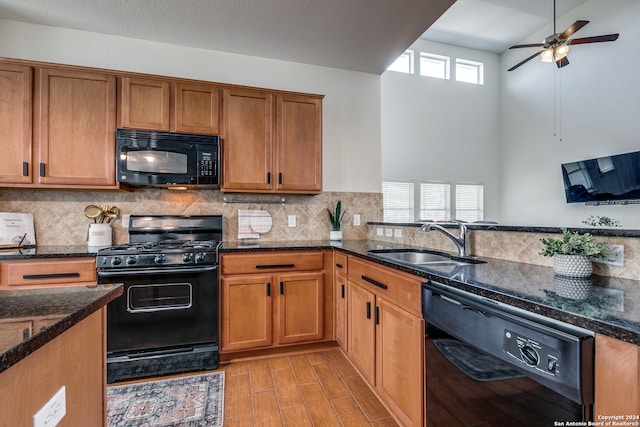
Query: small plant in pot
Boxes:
[
  {"xmin": 327, "ymin": 200, "xmax": 347, "ymax": 241},
  {"xmin": 540, "ymin": 228, "xmax": 611, "ymax": 277}
]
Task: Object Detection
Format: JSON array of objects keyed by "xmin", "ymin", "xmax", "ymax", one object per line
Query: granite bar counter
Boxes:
[
  {"xmin": 0, "ymin": 244, "xmax": 98, "ymax": 260},
  {"xmin": 0, "ymin": 284, "xmax": 123, "ymax": 373},
  {"xmin": 221, "ymin": 239, "xmax": 640, "ymax": 345}
]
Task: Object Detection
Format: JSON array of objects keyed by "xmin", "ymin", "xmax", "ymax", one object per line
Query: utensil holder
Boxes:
[{"xmin": 87, "ymin": 223, "xmax": 112, "ymax": 251}]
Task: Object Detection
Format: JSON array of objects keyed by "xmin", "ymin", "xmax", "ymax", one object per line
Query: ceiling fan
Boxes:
[{"xmin": 507, "ymin": 0, "xmax": 619, "ymax": 71}]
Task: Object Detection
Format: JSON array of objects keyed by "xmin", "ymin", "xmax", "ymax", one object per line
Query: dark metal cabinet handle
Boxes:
[
  {"xmin": 256, "ymin": 264, "xmax": 295, "ymax": 270},
  {"xmin": 23, "ymin": 272, "xmax": 80, "ymax": 280},
  {"xmin": 280, "ymin": 281, "xmax": 284, "ymax": 295},
  {"xmin": 341, "ymin": 284, "xmax": 345, "ymax": 299},
  {"xmin": 267, "ymin": 282, "xmax": 271, "ymax": 296},
  {"xmin": 22, "ymin": 162, "xmax": 29, "ymax": 177},
  {"xmin": 22, "ymin": 328, "xmax": 30, "ymax": 341},
  {"xmin": 336, "ymin": 263, "xmax": 343, "ymax": 269},
  {"xmin": 39, "ymin": 162, "xmax": 46, "ymax": 177},
  {"xmin": 375, "ymin": 306, "xmax": 380, "ymax": 325},
  {"xmin": 267, "ymin": 172, "xmax": 271, "ymax": 184},
  {"xmin": 361, "ymin": 275, "xmax": 388, "ymax": 290},
  {"xmin": 366, "ymin": 301, "xmax": 371, "ymax": 319},
  {"xmin": 278, "ymin": 173, "xmax": 283, "ymax": 185}
]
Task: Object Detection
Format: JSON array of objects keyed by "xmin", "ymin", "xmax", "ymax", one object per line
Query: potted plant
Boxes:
[
  {"xmin": 327, "ymin": 200, "xmax": 347, "ymax": 240},
  {"xmin": 540, "ymin": 228, "xmax": 611, "ymax": 277}
]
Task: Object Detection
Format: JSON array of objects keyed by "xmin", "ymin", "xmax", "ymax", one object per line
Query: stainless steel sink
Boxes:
[{"xmin": 366, "ymin": 249, "xmax": 484, "ymax": 266}]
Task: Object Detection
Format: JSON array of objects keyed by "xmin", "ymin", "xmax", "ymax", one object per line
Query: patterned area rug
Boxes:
[
  {"xmin": 107, "ymin": 372, "xmax": 224, "ymax": 427},
  {"xmin": 433, "ymin": 339, "xmax": 524, "ymax": 382}
]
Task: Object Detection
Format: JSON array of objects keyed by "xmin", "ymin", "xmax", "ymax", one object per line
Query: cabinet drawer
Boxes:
[
  {"xmin": 221, "ymin": 251, "xmax": 324, "ymax": 275},
  {"xmin": 0, "ymin": 257, "xmax": 96, "ymax": 288},
  {"xmin": 334, "ymin": 252, "xmax": 348, "ymax": 275},
  {"xmin": 348, "ymin": 256, "xmax": 422, "ymax": 314}
]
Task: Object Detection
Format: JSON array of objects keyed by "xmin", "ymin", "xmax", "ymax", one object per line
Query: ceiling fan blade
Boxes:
[
  {"xmin": 569, "ymin": 33, "xmax": 620, "ymax": 45},
  {"xmin": 509, "ymin": 43, "xmax": 544, "ymax": 49},
  {"xmin": 556, "ymin": 56, "xmax": 570, "ymax": 68},
  {"xmin": 508, "ymin": 50, "xmax": 544, "ymax": 72},
  {"xmin": 559, "ymin": 20, "xmax": 589, "ymax": 40}
]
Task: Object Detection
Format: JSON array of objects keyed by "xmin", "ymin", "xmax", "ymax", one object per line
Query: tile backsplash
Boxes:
[{"xmin": 0, "ymin": 189, "xmax": 382, "ymax": 246}]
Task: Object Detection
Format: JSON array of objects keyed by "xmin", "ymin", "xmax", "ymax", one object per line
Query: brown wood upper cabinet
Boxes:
[
  {"xmin": 0, "ymin": 62, "xmax": 118, "ymax": 188},
  {"xmin": 221, "ymin": 88, "xmax": 323, "ymax": 194},
  {"xmin": 0, "ymin": 61, "xmax": 32, "ymax": 184},
  {"xmin": 119, "ymin": 76, "xmax": 220, "ymax": 135}
]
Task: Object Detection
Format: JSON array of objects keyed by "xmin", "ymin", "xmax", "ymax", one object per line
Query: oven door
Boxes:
[{"xmin": 99, "ymin": 265, "xmax": 218, "ymax": 355}]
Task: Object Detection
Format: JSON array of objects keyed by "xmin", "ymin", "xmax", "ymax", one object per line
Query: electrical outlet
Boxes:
[
  {"xmin": 593, "ymin": 244, "xmax": 624, "ymax": 266},
  {"xmin": 288, "ymin": 215, "xmax": 296, "ymax": 227},
  {"xmin": 376, "ymin": 227, "xmax": 384, "ymax": 236},
  {"xmin": 121, "ymin": 214, "xmax": 130, "ymax": 228},
  {"xmin": 353, "ymin": 214, "xmax": 361, "ymax": 226},
  {"xmin": 33, "ymin": 386, "xmax": 66, "ymax": 427},
  {"xmin": 394, "ymin": 228, "xmax": 403, "ymax": 238},
  {"xmin": 385, "ymin": 228, "xmax": 393, "ymax": 237}
]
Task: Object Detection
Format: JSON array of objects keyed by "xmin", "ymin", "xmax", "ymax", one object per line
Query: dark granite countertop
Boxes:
[
  {"xmin": 221, "ymin": 240, "xmax": 640, "ymax": 345},
  {"xmin": 0, "ymin": 245, "xmax": 98, "ymax": 260},
  {"xmin": 0, "ymin": 284, "xmax": 123, "ymax": 374}
]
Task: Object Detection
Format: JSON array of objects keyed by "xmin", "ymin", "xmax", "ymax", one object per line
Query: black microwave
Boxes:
[{"xmin": 116, "ymin": 129, "xmax": 220, "ymax": 188}]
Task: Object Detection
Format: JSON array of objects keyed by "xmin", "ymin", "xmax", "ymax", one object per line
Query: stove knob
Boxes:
[
  {"xmin": 182, "ymin": 253, "xmax": 193, "ymax": 263},
  {"xmin": 154, "ymin": 255, "xmax": 165, "ymax": 265},
  {"xmin": 195, "ymin": 252, "xmax": 206, "ymax": 263},
  {"xmin": 111, "ymin": 256, "xmax": 122, "ymax": 266},
  {"xmin": 126, "ymin": 256, "xmax": 137, "ymax": 265}
]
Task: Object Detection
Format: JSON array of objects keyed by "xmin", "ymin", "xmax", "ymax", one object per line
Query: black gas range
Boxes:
[{"xmin": 97, "ymin": 215, "xmax": 223, "ymax": 383}]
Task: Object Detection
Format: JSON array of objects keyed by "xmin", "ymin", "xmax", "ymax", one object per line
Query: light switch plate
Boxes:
[
  {"xmin": 394, "ymin": 228, "xmax": 403, "ymax": 238},
  {"xmin": 33, "ymin": 386, "xmax": 66, "ymax": 427},
  {"xmin": 288, "ymin": 215, "xmax": 296, "ymax": 228},
  {"xmin": 121, "ymin": 214, "xmax": 130, "ymax": 228},
  {"xmin": 593, "ymin": 244, "xmax": 624, "ymax": 266},
  {"xmin": 376, "ymin": 227, "xmax": 384, "ymax": 236},
  {"xmin": 353, "ymin": 214, "xmax": 361, "ymax": 226},
  {"xmin": 385, "ymin": 228, "xmax": 393, "ymax": 237}
]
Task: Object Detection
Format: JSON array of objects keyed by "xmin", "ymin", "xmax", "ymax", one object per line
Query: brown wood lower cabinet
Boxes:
[
  {"xmin": 0, "ymin": 309, "xmax": 106, "ymax": 426},
  {"xmin": 219, "ymin": 251, "xmax": 327, "ymax": 353},
  {"xmin": 595, "ymin": 333, "xmax": 640, "ymax": 418},
  {"xmin": 344, "ymin": 256, "xmax": 425, "ymax": 427}
]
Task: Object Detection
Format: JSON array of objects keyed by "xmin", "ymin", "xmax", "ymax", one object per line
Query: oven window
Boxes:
[
  {"xmin": 127, "ymin": 283, "xmax": 192, "ymax": 312},
  {"xmin": 126, "ymin": 150, "xmax": 188, "ymax": 174}
]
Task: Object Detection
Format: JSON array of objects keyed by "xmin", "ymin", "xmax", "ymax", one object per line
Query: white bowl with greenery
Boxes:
[{"xmin": 540, "ymin": 228, "xmax": 611, "ymax": 277}]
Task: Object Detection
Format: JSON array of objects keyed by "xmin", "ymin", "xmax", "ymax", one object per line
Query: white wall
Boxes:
[
  {"xmin": 381, "ymin": 39, "xmax": 501, "ymax": 220},
  {"xmin": 499, "ymin": 0, "xmax": 640, "ymax": 227},
  {"xmin": 0, "ymin": 19, "xmax": 381, "ymax": 193}
]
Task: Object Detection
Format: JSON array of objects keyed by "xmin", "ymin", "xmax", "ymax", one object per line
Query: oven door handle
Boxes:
[{"xmin": 98, "ymin": 265, "xmax": 218, "ymax": 276}]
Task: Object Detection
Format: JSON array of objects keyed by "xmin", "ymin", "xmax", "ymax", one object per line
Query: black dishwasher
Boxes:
[{"xmin": 422, "ymin": 280, "xmax": 594, "ymax": 426}]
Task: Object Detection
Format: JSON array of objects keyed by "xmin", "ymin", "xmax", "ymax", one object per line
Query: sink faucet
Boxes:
[{"xmin": 421, "ymin": 222, "xmax": 468, "ymax": 257}]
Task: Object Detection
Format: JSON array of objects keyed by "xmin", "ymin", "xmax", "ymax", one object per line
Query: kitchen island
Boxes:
[{"xmin": 0, "ymin": 284, "xmax": 122, "ymax": 426}]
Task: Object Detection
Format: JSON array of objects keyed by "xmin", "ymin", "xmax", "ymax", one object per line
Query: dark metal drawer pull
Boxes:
[
  {"xmin": 22, "ymin": 162, "xmax": 29, "ymax": 177},
  {"xmin": 336, "ymin": 263, "xmax": 343, "ymax": 269},
  {"xmin": 341, "ymin": 284, "xmax": 345, "ymax": 299},
  {"xmin": 267, "ymin": 282, "xmax": 271, "ymax": 296},
  {"xmin": 375, "ymin": 306, "xmax": 380, "ymax": 325},
  {"xmin": 366, "ymin": 301, "xmax": 371, "ymax": 319},
  {"xmin": 361, "ymin": 275, "xmax": 388, "ymax": 290},
  {"xmin": 23, "ymin": 272, "xmax": 80, "ymax": 280},
  {"xmin": 280, "ymin": 281, "xmax": 284, "ymax": 295},
  {"xmin": 39, "ymin": 162, "xmax": 46, "ymax": 177},
  {"xmin": 256, "ymin": 264, "xmax": 295, "ymax": 269}
]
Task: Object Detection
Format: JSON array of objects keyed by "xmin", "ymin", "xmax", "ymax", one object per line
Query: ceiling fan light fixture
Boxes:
[
  {"xmin": 555, "ymin": 44, "xmax": 570, "ymax": 60},
  {"xmin": 541, "ymin": 48, "xmax": 555, "ymax": 62}
]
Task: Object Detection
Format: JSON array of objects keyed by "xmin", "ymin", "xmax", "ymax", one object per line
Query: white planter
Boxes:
[
  {"xmin": 329, "ymin": 230, "xmax": 343, "ymax": 241},
  {"xmin": 552, "ymin": 254, "xmax": 592, "ymax": 278}
]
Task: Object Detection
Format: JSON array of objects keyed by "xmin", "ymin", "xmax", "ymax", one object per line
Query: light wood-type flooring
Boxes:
[{"xmin": 220, "ymin": 349, "xmax": 400, "ymax": 426}]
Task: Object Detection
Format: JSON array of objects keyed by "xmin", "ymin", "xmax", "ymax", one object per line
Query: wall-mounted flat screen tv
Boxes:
[{"xmin": 562, "ymin": 150, "xmax": 640, "ymax": 204}]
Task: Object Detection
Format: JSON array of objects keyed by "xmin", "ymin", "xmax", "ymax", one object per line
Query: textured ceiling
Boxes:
[{"xmin": 0, "ymin": 0, "xmax": 455, "ymax": 74}]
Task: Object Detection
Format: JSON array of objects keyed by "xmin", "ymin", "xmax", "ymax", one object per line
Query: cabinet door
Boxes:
[
  {"xmin": 221, "ymin": 275, "xmax": 273, "ymax": 352},
  {"xmin": 172, "ymin": 82, "xmax": 220, "ymax": 135},
  {"xmin": 119, "ymin": 76, "xmax": 170, "ymax": 131},
  {"xmin": 375, "ymin": 297, "xmax": 424, "ymax": 427},
  {"xmin": 335, "ymin": 272, "xmax": 347, "ymax": 349},
  {"xmin": 276, "ymin": 271, "xmax": 324, "ymax": 345},
  {"xmin": 221, "ymin": 88, "xmax": 273, "ymax": 192},
  {"xmin": 595, "ymin": 334, "xmax": 640, "ymax": 418},
  {"xmin": 35, "ymin": 68, "xmax": 116, "ymax": 186},
  {"xmin": 275, "ymin": 94, "xmax": 322, "ymax": 193},
  {"xmin": 0, "ymin": 62, "xmax": 32, "ymax": 184},
  {"xmin": 347, "ymin": 281, "xmax": 376, "ymax": 384}
]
